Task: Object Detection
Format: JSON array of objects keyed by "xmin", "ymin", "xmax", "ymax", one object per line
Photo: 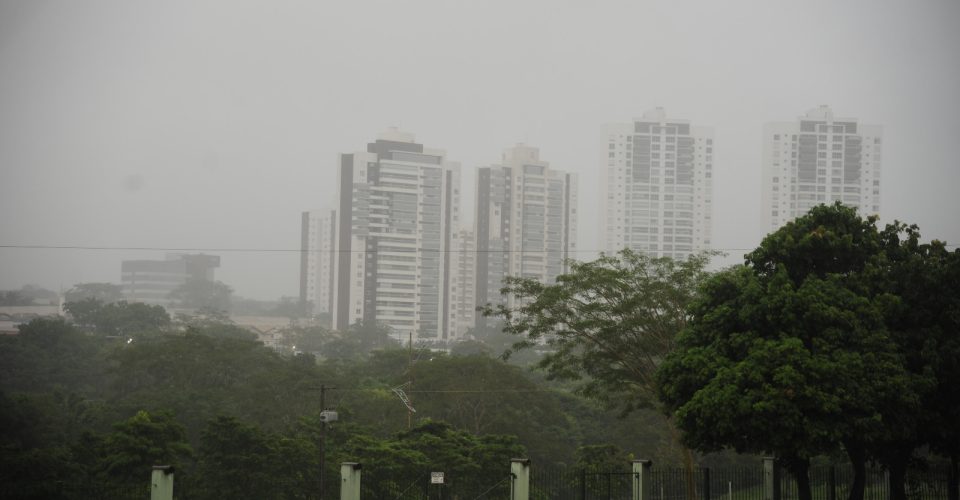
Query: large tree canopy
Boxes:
[
  {"xmin": 168, "ymin": 279, "xmax": 233, "ymax": 312},
  {"xmin": 64, "ymin": 299, "xmax": 171, "ymax": 337},
  {"xmin": 656, "ymin": 203, "xmax": 957, "ymax": 500},
  {"xmin": 482, "ymin": 249, "xmax": 712, "ymax": 414},
  {"xmin": 64, "ymin": 283, "xmax": 123, "ymax": 304}
]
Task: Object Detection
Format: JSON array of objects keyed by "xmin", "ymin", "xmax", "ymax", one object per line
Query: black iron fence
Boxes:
[
  {"xmin": 3, "ymin": 462, "xmax": 950, "ymax": 499},
  {"xmin": 360, "ymin": 469, "xmax": 512, "ymax": 499},
  {"xmin": 0, "ymin": 481, "xmax": 149, "ymax": 500},
  {"xmin": 526, "ymin": 464, "xmax": 950, "ymax": 500},
  {"xmin": 530, "ymin": 468, "xmax": 638, "ymax": 500},
  {"xmin": 776, "ymin": 465, "xmax": 951, "ymax": 500}
]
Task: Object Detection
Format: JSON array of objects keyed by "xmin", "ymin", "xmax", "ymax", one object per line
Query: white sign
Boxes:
[{"xmin": 431, "ymin": 472, "xmax": 444, "ymax": 484}]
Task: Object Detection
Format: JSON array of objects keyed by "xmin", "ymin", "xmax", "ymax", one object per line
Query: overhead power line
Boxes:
[
  {"xmin": 2, "ymin": 243, "xmax": 955, "ymax": 253},
  {"xmin": 0, "ymin": 244, "xmax": 755, "ymax": 253}
]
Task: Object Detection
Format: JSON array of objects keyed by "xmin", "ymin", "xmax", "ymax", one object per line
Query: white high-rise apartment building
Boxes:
[
  {"xmin": 602, "ymin": 108, "xmax": 714, "ymax": 259},
  {"xmin": 449, "ymin": 229, "xmax": 476, "ymax": 338},
  {"xmin": 762, "ymin": 106, "xmax": 882, "ymax": 231},
  {"xmin": 475, "ymin": 144, "xmax": 578, "ymax": 314},
  {"xmin": 331, "ymin": 128, "xmax": 461, "ymax": 342},
  {"xmin": 299, "ymin": 209, "xmax": 336, "ymax": 315}
]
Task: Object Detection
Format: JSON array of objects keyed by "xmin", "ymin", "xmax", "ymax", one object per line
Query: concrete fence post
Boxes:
[
  {"xmin": 633, "ymin": 460, "xmax": 653, "ymax": 500},
  {"xmin": 510, "ymin": 458, "xmax": 530, "ymax": 500},
  {"xmin": 150, "ymin": 465, "xmax": 174, "ymax": 500},
  {"xmin": 340, "ymin": 462, "xmax": 361, "ymax": 500},
  {"xmin": 763, "ymin": 457, "xmax": 781, "ymax": 500}
]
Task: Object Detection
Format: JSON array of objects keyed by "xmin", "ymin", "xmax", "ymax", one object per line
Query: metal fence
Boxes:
[
  {"xmin": 776, "ymin": 465, "xmax": 951, "ymax": 500},
  {"xmin": 531, "ymin": 468, "xmax": 639, "ymax": 500},
  {"xmin": 360, "ymin": 469, "xmax": 512, "ymax": 499},
  {"xmin": 0, "ymin": 481, "xmax": 149, "ymax": 500},
  {"xmin": 649, "ymin": 467, "xmax": 766, "ymax": 500},
  {"xmin": 527, "ymin": 465, "xmax": 950, "ymax": 500}
]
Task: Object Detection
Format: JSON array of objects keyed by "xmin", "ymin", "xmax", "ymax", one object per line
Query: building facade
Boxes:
[
  {"xmin": 602, "ymin": 108, "xmax": 714, "ymax": 259},
  {"xmin": 300, "ymin": 209, "xmax": 337, "ymax": 316},
  {"xmin": 762, "ymin": 106, "xmax": 882, "ymax": 231},
  {"xmin": 475, "ymin": 144, "xmax": 578, "ymax": 316},
  {"xmin": 331, "ymin": 128, "xmax": 461, "ymax": 342},
  {"xmin": 449, "ymin": 229, "xmax": 476, "ymax": 338},
  {"xmin": 121, "ymin": 253, "xmax": 220, "ymax": 306}
]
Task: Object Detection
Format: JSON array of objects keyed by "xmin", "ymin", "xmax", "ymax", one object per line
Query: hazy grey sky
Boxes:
[{"xmin": 2, "ymin": 0, "xmax": 958, "ymax": 300}]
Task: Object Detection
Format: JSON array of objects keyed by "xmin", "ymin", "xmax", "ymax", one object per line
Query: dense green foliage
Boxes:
[
  {"xmin": 64, "ymin": 299, "xmax": 171, "ymax": 337},
  {"xmin": 168, "ymin": 278, "xmax": 233, "ymax": 312},
  {"xmin": 482, "ymin": 249, "xmax": 713, "ymax": 414},
  {"xmin": 0, "ymin": 312, "xmax": 681, "ymax": 497},
  {"xmin": 656, "ymin": 203, "xmax": 960, "ymax": 500},
  {"xmin": 64, "ymin": 283, "xmax": 123, "ymax": 304}
]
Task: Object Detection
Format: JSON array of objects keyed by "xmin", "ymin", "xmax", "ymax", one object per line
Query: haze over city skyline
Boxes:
[{"xmin": 2, "ymin": 1, "xmax": 958, "ymax": 300}]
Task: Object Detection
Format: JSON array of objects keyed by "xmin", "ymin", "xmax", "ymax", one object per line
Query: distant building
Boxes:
[
  {"xmin": 474, "ymin": 144, "xmax": 578, "ymax": 320},
  {"xmin": 762, "ymin": 106, "xmax": 882, "ymax": 231},
  {"xmin": 449, "ymin": 229, "xmax": 476, "ymax": 337},
  {"xmin": 602, "ymin": 108, "xmax": 714, "ymax": 259},
  {"xmin": 331, "ymin": 128, "xmax": 461, "ymax": 342},
  {"xmin": 121, "ymin": 254, "xmax": 220, "ymax": 306},
  {"xmin": 300, "ymin": 209, "xmax": 336, "ymax": 316}
]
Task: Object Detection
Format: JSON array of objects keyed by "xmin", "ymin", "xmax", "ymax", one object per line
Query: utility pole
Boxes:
[
  {"xmin": 320, "ymin": 383, "xmax": 326, "ymax": 499},
  {"xmin": 317, "ymin": 384, "xmax": 337, "ymax": 499}
]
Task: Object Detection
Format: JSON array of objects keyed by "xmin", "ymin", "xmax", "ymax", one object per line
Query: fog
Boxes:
[{"xmin": 1, "ymin": 0, "xmax": 958, "ymax": 300}]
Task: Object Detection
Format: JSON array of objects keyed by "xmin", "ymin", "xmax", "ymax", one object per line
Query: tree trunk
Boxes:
[
  {"xmin": 948, "ymin": 453, "xmax": 959, "ymax": 500},
  {"xmin": 666, "ymin": 417, "xmax": 698, "ymax": 500},
  {"xmin": 888, "ymin": 456, "xmax": 908, "ymax": 500},
  {"xmin": 784, "ymin": 457, "xmax": 813, "ymax": 500},
  {"xmin": 844, "ymin": 441, "xmax": 866, "ymax": 500}
]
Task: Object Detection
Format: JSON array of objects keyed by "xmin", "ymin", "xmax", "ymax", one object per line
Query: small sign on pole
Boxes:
[{"xmin": 431, "ymin": 472, "xmax": 444, "ymax": 484}]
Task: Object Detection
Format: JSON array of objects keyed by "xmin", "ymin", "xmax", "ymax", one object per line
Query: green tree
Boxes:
[
  {"xmin": 481, "ymin": 249, "xmax": 712, "ymax": 481},
  {"xmin": 867, "ymin": 223, "xmax": 960, "ymax": 500},
  {"xmin": 482, "ymin": 249, "xmax": 711, "ymax": 413},
  {"xmin": 271, "ymin": 296, "xmax": 307, "ymax": 318},
  {"xmin": 65, "ymin": 299, "xmax": 171, "ymax": 337},
  {"xmin": 575, "ymin": 444, "xmax": 633, "ymax": 470},
  {"xmin": 0, "ymin": 290, "xmax": 33, "ymax": 306},
  {"xmin": 195, "ymin": 416, "xmax": 278, "ymax": 499},
  {"xmin": 98, "ymin": 410, "xmax": 192, "ymax": 486},
  {"xmin": 176, "ymin": 309, "xmax": 258, "ymax": 341},
  {"xmin": 322, "ymin": 320, "xmax": 398, "ymax": 360},
  {"xmin": 656, "ymin": 204, "xmax": 924, "ymax": 500},
  {"xmin": 658, "ymin": 267, "xmax": 909, "ymax": 500},
  {"xmin": 65, "ymin": 282, "xmax": 123, "ymax": 304},
  {"xmin": 168, "ymin": 279, "xmax": 233, "ymax": 312},
  {"xmin": 335, "ymin": 419, "xmax": 525, "ymax": 496},
  {"xmin": 0, "ymin": 391, "xmax": 82, "ymax": 497},
  {"xmin": 2, "ymin": 318, "xmax": 105, "ymax": 393},
  {"xmin": 280, "ymin": 324, "xmax": 334, "ymax": 354}
]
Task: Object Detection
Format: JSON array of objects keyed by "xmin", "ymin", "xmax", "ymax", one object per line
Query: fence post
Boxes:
[
  {"xmin": 150, "ymin": 465, "xmax": 174, "ymax": 500},
  {"xmin": 511, "ymin": 458, "xmax": 530, "ymax": 500},
  {"xmin": 763, "ymin": 458, "xmax": 781, "ymax": 500},
  {"xmin": 633, "ymin": 460, "xmax": 653, "ymax": 500},
  {"xmin": 340, "ymin": 462, "xmax": 361, "ymax": 500}
]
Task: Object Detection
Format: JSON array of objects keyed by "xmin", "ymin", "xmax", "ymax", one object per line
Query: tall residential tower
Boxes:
[
  {"xmin": 299, "ymin": 209, "xmax": 336, "ymax": 316},
  {"xmin": 762, "ymin": 106, "xmax": 882, "ymax": 231},
  {"xmin": 475, "ymin": 144, "xmax": 578, "ymax": 316},
  {"xmin": 602, "ymin": 108, "xmax": 714, "ymax": 259},
  {"xmin": 331, "ymin": 129, "xmax": 461, "ymax": 342}
]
